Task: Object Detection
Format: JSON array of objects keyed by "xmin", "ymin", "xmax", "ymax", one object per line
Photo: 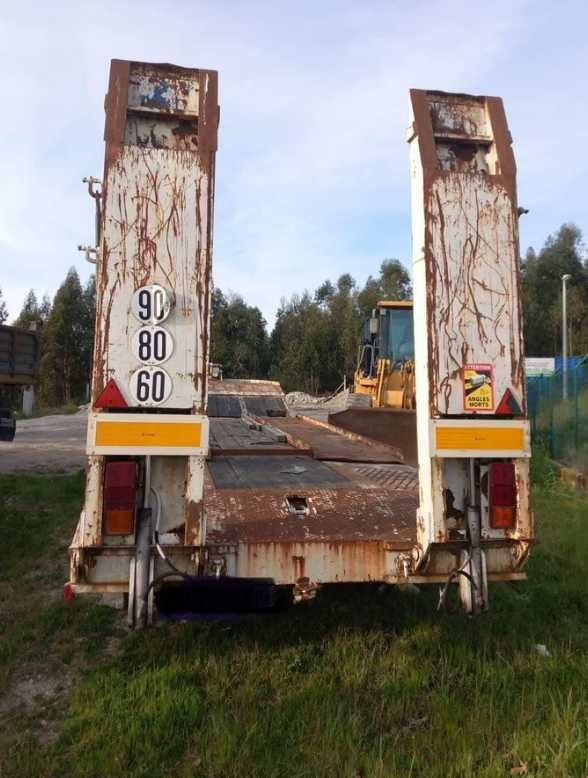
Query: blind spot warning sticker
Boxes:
[{"xmin": 463, "ymin": 364, "xmax": 494, "ymax": 411}]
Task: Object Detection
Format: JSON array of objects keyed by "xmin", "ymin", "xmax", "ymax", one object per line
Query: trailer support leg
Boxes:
[{"xmin": 459, "ymin": 460, "xmax": 488, "ymax": 614}]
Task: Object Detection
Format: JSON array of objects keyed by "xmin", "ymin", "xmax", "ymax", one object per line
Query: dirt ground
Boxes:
[
  {"xmin": 0, "ymin": 411, "xmax": 87, "ymax": 474},
  {"xmin": 0, "ymin": 406, "xmax": 332, "ymax": 474}
]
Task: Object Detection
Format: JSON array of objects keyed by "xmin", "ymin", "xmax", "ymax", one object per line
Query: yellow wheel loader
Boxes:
[{"xmin": 329, "ymin": 300, "xmax": 418, "ymax": 464}]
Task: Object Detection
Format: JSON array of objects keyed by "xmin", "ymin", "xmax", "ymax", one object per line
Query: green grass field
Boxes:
[{"xmin": 1, "ymin": 467, "xmax": 587, "ymax": 777}]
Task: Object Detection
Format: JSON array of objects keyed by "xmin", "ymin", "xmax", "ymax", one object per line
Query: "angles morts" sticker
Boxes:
[{"xmin": 463, "ymin": 364, "xmax": 494, "ymax": 411}]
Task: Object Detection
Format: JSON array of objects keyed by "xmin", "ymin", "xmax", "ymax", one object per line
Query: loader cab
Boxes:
[
  {"xmin": 354, "ymin": 301, "xmax": 415, "ymax": 410},
  {"xmin": 358, "ymin": 301, "xmax": 414, "ymax": 379},
  {"xmin": 377, "ymin": 301, "xmax": 414, "ymax": 363}
]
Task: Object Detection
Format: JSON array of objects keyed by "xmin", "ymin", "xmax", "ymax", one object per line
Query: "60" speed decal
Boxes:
[{"xmin": 130, "ymin": 366, "xmax": 172, "ymax": 406}]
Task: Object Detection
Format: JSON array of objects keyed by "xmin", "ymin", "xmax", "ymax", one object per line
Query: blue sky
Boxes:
[{"xmin": 1, "ymin": 0, "xmax": 587, "ymax": 327}]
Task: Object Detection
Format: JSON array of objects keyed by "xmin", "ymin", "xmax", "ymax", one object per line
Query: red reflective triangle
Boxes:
[
  {"xmin": 496, "ymin": 388, "xmax": 522, "ymax": 416},
  {"xmin": 95, "ymin": 379, "xmax": 127, "ymax": 409}
]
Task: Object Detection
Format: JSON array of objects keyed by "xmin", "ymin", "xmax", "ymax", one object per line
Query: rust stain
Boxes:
[
  {"xmin": 235, "ymin": 540, "xmax": 387, "ymax": 583},
  {"xmin": 410, "ymin": 89, "xmax": 524, "ymax": 418},
  {"xmin": 92, "ymin": 59, "xmax": 219, "ymax": 411},
  {"xmin": 203, "ymin": 467, "xmax": 417, "ymax": 548}
]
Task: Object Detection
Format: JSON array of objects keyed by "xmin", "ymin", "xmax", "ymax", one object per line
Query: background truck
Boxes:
[
  {"xmin": 68, "ymin": 64, "xmax": 531, "ymax": 623},
  {"xmin": 0, "ymin": 324, "xmax": 39, "ymax": 440}
]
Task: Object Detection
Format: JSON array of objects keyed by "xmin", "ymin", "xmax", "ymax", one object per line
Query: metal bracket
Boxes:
[
  {"xmin": 83, "ymin": 175, "xmax": 102, "ymax": 199},
  {"xmin": 293, "ymin": 576, "xmax": 320, "ymax": 603},
  {"xmin": 78, "ymin": 245, "xmax": 99, "ymax": 264},
  {"xmin": 79, "ymin": 175, "xmax": 103, "ymax": 264},
  {"xmin": 210, "ymin": 557, "xmax": 226, "ymax": 579}
]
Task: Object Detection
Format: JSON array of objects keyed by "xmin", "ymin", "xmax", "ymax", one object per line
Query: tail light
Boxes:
[
  {"xmin": 103, "ymin": 461, "xmax": 137, "ymax": 535},
  {"xmin": 489, "ymin": 462, "xmax": 516, "ymax": 529}
]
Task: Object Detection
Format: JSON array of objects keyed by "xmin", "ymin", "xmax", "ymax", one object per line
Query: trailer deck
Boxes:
[{"xmin": 202, "ymin": 392, "xmax": 419, "ymax": 583}]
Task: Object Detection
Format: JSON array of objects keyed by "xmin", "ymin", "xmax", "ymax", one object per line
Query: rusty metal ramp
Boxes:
[
  {"xmin": 203, "ymin": 395, "xmax": 417, "ymax": 584},
  {"xmin": 264, "ymin": 415, "xmax": 404, "ymax": 464},
  {"xmin": 204, "ymin": 458, "xmax": 417, "ymax": 548}
]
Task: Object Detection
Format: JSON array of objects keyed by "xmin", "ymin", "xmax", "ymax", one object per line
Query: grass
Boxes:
[{"xmin": 1, "ymin": 470, "xmax": 588, "ymax": 777}]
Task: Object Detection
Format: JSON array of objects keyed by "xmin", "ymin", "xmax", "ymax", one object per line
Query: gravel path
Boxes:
[{"xmin": 0, "ymin": 411, "xmax": 87, "ymax": 474}]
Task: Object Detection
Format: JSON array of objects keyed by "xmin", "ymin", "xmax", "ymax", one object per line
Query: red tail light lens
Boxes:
[
  {"xmin": 489, "ymin": 462, "xmax": 516, "ymax": 529},
  {"xmin": 103, "ymin": 461, "xmax": 137, "ymax": 535}
]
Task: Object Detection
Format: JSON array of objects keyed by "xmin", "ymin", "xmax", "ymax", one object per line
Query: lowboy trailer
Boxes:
[{"xmin": 68, "ymin": 63, "xmax": 531, "ymax": 624}]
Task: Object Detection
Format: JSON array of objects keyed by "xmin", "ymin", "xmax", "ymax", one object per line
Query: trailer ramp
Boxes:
[{"xmin": 203, "ymin": 401, "xmax": 418, "ymax": 587}]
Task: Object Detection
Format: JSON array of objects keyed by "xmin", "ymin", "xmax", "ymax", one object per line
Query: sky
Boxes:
[{"xmin": 1, "ymin": 0, "xmax": 587, "ymax": 327}]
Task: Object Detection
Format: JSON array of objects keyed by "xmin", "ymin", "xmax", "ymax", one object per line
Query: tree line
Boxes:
[
  {"xmin": 1, "ymin": 222, "xmax": 586, "ymax": 407},
  {"xmin": 212, "ymin": 259, "xmax": 411, "ymax": 393},
  {"xmin": 0, "ymin": 270, "xmax": 95, "ymax": 408},
  {"xmin": 521, "ymin": 224, "xmax": 588, "ymax": 357}
]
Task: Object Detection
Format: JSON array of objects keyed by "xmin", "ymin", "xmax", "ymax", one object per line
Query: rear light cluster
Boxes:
[
  {"xmin": 103, "ymin": 461, "xmax": 137, "ymax": 535},
  {"xmin": 488, "ymin": 462, "xmax": 516, "ymax": 529}
]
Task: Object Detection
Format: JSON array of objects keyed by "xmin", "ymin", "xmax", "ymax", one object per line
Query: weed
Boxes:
[{"xmin": 0, "ymin": 473, "xmax": 587, "ymax": 777}]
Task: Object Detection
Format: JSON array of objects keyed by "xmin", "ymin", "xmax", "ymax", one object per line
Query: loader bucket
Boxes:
[{"xmin": 328, "ymin": 407, "xmax": 418, "ymax": 466}]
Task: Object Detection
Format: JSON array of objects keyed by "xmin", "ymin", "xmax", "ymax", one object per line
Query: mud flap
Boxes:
[{"xmin": 155, "ymin": 576, "xmax": 278, "ymax": 617}]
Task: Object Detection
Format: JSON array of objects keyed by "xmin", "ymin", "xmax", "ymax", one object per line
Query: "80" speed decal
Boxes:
[{"xmin": 132, "ymin": 326, "xmax": 174, "ymax": 366}]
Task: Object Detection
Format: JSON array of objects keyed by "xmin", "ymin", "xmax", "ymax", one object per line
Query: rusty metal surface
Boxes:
[
  {"xmin": 204, "ymin": 459, "xmax": 417, "ymax": 548},
  {"xmin": 93, "ymin": 60, "xmax": 218, "ymax": 413},
  {"xmin": 407, "ymin": 88, "xmax": 531, "ymax": 578},
  {"xmin": 428, "ymin": 92, "xmax": 491, "ymax": 141},
  {"xmin": 426, "ymin": 173, "xmax": 523, "ymax": 414},
  {"xmin": 75, "ymin": 59, "xmax": 218, "ymax": 574},
  {"xmin": 95, "ymin": 145, "xmax": 212, "ymax": 409},
  {"xmin": 269, "ymin": 416, "xmax": 404, "ymax": 464},
  {"xmin": 233, "ymin": 541, "xmax": 389, "ymax": 584},
  {"xmin": 410, "ymin": 89, "xmax": 524, "ymax": 418},
  {"xmin": 127, "ymin": 63, "xmax": 200, "ymax": 116},
  {"xmin": 205, "ymin": 488, "xmax": 417, "ymax": 547}
]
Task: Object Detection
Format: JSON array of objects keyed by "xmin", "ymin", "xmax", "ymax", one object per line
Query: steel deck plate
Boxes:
[
  {"xmin": 208, "ymin": 455, "xmax": 346, "ymax": 489},
  {"xmin": 267, "ymin": 416, "xmax": 404, "ymax": 464}
]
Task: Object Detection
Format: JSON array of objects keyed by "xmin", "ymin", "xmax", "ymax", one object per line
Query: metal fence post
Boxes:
[
  {"xmin": 574, "ymin": 364, "xmax": 579, "ymax": 456},
  {"xmin": 549, "ymin": 375, "xmax": 555, "ymax": 459}
]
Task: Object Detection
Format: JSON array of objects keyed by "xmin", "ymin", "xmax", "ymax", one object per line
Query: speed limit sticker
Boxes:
[
  {"xmin": 132, "ymin": 326, "xmax": 174, "ymax": 365},
  {"xmin": 131, "ymin": 285, "xmax": 171, "ymax": 324},
  {"xmin": 130, "ymin": 366, "xmax": 172, "ymax": 406}
]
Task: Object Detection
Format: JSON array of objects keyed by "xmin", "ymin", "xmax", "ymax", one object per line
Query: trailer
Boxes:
[
  {"xmin": 0, "ymin": 325, "xmax": 40, "ymax": 440},
  {"xmin": 68, "ymin": 63, "xmax": 531, "ymax": 623}
]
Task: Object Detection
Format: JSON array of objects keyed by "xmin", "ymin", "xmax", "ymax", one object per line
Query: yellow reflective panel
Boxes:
[
  {"xmin": 96, "ymin": 420, "xmax": 201, "ymax": 448},
  {"xmin": 436, "ymin": 426, "xmax": 524, "ymax": 451}
]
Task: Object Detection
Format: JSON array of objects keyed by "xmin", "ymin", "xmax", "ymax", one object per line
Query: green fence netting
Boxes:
[{"xmin": 527, "ymin": 358, "xmax": 588, "ymax": 471}]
